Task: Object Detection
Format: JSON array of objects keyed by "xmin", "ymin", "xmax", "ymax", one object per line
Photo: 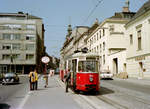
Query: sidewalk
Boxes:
[{"xmin": 20, "ymin": 75, "xmax": 82, "ymax": 109}]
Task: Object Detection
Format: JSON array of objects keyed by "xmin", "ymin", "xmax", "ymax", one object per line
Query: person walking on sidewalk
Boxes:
[
  {"xmin": 29, "ymin": 68, "xmax": 35, "ymax": 91},
  {"xmin": 34, "ymin": 68, "xmax": 38, "ymax": 90},
  {"xmin": 65, "ymin": 70, "xmax": 71, "ymax": 93},
  {"xmin": 29, "ymin": 68, "xmax": 38, "ymax": 90}
]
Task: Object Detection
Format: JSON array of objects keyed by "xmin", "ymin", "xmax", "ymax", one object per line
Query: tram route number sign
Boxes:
[{"xmin": 41, "ymin": 56, "xmax": 50, "ymax": 64}]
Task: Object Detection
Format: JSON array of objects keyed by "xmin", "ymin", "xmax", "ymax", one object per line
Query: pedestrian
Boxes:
[
  {"xmin": 49, "ymin": 69, "xmax": 55, "ymax": 77},
  {"xmin": 44, "ymin": 74, "xmax": 48, "ymax": 88},
  {"xmin": 34, "ymin": 68, "xmax": 38, "ymax": 90},
  {"xmin": 65, "ymin": 70, "xmax": 71, "ymax": 93},
  {"xmin": 29, "ymin": 68, "xmax": 35, "ymax": 91}
]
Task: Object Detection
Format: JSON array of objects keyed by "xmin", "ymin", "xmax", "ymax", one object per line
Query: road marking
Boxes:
[{"xmin": 17, "ymin": 91, "xmax": 32, "ymax": 109}]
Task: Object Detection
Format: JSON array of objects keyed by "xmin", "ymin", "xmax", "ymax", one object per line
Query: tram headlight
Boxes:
[{"xmin": 89, "ymin": 75, "xmax": 93, "ymax": 82}]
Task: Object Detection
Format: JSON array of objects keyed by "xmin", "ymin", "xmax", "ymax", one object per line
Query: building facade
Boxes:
[
  {"xmin": 60, "ymin": 26, "xmax": 89, "ymax": 71},
  {"xmin": 125, "ymin": 0, "xmax": 150, "ymax": 79},
  {"xmin": 0, "ymin": 12, "xmax": 45, "ymax": 74},
  {"xmin": 85, "ymin": 3, "xmax": 135, "ymax": 75}
]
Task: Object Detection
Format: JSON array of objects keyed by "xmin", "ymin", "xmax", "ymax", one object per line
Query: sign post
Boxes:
[{"xmin": 41, "ymin": 56, "xmax": 50, "ymax": 88}]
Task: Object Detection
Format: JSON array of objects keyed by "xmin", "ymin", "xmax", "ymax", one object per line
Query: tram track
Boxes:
[
  {"xmin": 102, "ymin": 81, "xmax": 150, "ymax": 105},
  {"xmin": 57, "ymin": 77, "xmax": 150, "ymax": 109},
  {"xmin": 95, "ymin": 91, "xmax": 150, "ymax": 109},
  {"xmin": 96, "ymin": 95, "xmax": 129, "ymax": 109}
]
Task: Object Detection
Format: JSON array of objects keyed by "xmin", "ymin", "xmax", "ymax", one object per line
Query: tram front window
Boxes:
[{"xmin": 78, "ymin": 61, "xmax": 98, "ymax": 72}]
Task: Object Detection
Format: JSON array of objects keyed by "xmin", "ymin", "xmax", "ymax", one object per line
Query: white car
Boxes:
[{"xmin": 100, "ymin": 71, "xmax": 113, "ymax": 79}]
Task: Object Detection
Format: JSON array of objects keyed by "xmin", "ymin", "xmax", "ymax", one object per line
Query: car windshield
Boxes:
[
  {"xmin": 101, "ymin": 72, "xmax": 110, "ymax": 74},
  {"xmin": 5, "ymin": 73, "xmax": 15, "ymax": 77},
  {"xmin": 78, "ymin": 61, "xmax": 98, "ymax": 72}
]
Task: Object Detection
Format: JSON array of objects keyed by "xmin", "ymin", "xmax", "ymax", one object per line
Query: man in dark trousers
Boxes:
[{"xmin": 65, "ymin": 70, "xmax": 71, "ymax": 93}]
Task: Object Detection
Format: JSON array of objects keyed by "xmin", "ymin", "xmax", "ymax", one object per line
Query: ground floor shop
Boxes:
[
  {"xmin": 0, "ymin": 64, "xmax": 36, "ymax": 74},
  {"xmin": 127, "ymin": 54, "xmax": 150, "ymax": 79},
  {"xmin": 108, "ymin": 50, "xmax": 127, "ymax": 75}
]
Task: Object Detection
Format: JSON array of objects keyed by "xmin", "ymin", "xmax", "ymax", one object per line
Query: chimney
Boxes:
[
  {"xmin": 122, "ymin": 0, "xmax": 130, "ymax": 12},
  {"xmin": 123, "ymin": 7, "xmax": 130, "ymax": 12}
]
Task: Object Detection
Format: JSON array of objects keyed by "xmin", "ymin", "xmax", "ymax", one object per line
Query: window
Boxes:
[
  {"xmin": 137, "ymin": 30, "xmax": 142, "ymax": 50},
  {"xmin": 12, "ymin": 54, "xmax": 20, "ymax": 60},
  {"xmin": 78, "ymin": 61, "xmax": 98, "ymax": 72},
  {"xmin": 99, "ymin": 30, "xmax": 101, "ymax": 39},
  {"xmin": 103, "ymin": 42, "xmax": 105, "ymax": 51},
  {"xmin": 3, "ymin": 34, "xmax": 11, "ymax": 40},
  {"xmin": 11, "ymin": 24, "xmax": 22, "ymax": 30},
  {"xmin": 97, "ymin": 46, "xmax": 99, "ymax": 53},
  {"xmin": 97, "ymin": 33, "xmax": 98, "ymax": 40},
  {"xmin": 13, "ymin": 34, "xmax": 21, "ymax": 40},
  {"xmin": 3, "ymin": 44, "xmax": 11, "ymax": 50},
  {"xmin": 103, "ymin": 55, "xmax": 105, "ymax": 65},
  {"xmin": 26, "ymin": 25, "xmax": 35, "ymax": 30},
  {"xmin": 109, "ymin": 25, "xmax": 114, "ymax": 32},
  {"xmin": 12, "ymin": 43, "xmax": 21, "ymax": 50},
  {"xmin": 26, "ymin": 35, "xmax": 35, "ymax": 40},
  {"xmin": 94, "ymin": 47, "xmax": 96, "ymax": 53},
  {"xmin": 94, "ymin": 35, "xmax": 96, "ymax": 42},
  {"xmin": 103, "ymin": 29, "xmax": 105, "ymax": 36},
  {"xmin": 26, "ymin": 54, "xmax": 34, "ymax": 60},
  {"xmin": 130, "ymin": 34, "xmax": 133, "ymax": 45},
  {"xmin": 2, "ymin": 54, "xmax": 10, "ymax": 60},
  {"xmin": 100, "ymin": 44, "xmax": 101, "ymax": 53},
  {"xmin": 26, "ymin": 44, "xmax": 35, "ymax": 50}
]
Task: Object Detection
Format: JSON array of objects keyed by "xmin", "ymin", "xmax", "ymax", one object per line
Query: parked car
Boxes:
[
  {"xmin": 2, "ymin": 72, "xmax": 20, "ymax": 85},
  {"xmin": 0, "ymin": 73, "xmax": 4, "ymax": 84},
  {"xmin": 100, "ymin": 71, "xmax": 113, "ymax": 79}
]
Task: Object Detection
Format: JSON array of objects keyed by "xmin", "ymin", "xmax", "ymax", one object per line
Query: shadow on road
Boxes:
[
  {"xmin": 81, "ymin": 86, "xmax": 114, "ymax": 96},
  {"xmin": 99, "ymin": 86, "xmax": 114, "ymax": 95},
  {"xmin": 0, "ymin": 103, "xmax": 10, "ymax": 109},
  {"xmin": 101, "ymin": 78, "xmax": 114, "ymax": 80}
]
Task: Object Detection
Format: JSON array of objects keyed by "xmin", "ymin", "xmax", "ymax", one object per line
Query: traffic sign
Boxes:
[{"xmin": 41, "ymin": 56, "xmax": 50, "ymax": 64}]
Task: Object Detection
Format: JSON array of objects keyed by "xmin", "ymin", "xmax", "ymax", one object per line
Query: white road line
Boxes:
[{"xmin": 17, "ymin": 91, "xmax": 32, "ymax": 109}]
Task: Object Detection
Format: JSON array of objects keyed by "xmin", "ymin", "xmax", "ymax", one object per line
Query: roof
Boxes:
[
  {"xmin": 109, "ymin": 12, "xmax": 136, "ymax": 20},
  {"xmin": 126, "ymin": 0, "xmax": 150, "ymax": 26},
  {"xmin": 0, "ymin": 12, "xmax": 42, "ymax": 19}
]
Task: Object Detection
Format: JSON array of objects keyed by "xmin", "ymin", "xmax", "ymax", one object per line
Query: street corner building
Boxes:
[
  {"xmin": 0, "ymin": 12, "xmax": 45, "ymax": 74},
  {"xmin": 125, "ymin": 0, "xmax": 150, "ymax": 79}
]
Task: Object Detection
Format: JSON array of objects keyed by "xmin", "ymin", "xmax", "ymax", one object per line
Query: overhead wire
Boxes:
[{"xmin": 82, "ymin": 0, "xmax": 103, "ymax": 25}]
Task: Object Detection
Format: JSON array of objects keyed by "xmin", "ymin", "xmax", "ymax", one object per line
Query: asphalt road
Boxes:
[
  {"xmin": 1, "ymin": 76, "xmax": 150, "ymax": 109},
  {"xmin": 0, "ymin": 76, "xmax": 29, "ymax": 109},
  {"xmin": 75, "ymin": 78, "xmax": 150, "ymax": 109}
]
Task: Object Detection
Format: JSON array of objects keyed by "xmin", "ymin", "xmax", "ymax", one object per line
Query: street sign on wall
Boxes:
[{"xmin": 41, "ymin": 56, "xmax": 50, "ymax": 64}]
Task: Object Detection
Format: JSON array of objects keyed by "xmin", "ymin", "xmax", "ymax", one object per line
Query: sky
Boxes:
[{"xmin": 0, "ymin": 0, "xmax": 148, "ymax": 58}]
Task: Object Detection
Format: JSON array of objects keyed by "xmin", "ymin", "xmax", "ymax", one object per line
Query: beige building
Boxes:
[
  {"xmin": 0, "ymin": 12, "xmax": 45, "ymax": 74},
  {"xmin": 60, "ymin": 25, "xmax": 88, "ymax": 71},
  {"xmin": 85, "ymin": 1, "xmax": 135, "ymax": 75},
  {"xmin": 125, "ymin": 0, "xmax": 150, "ymax": 79}
]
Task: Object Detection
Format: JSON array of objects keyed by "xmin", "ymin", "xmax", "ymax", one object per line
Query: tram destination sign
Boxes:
[{"xmin": 41, "ymin": 56, "xmax": 50, "ymax": 64}]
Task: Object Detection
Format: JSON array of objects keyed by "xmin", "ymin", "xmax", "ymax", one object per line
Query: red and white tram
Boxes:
[{"xmin": 66, "ymin": 52, "xmax": 100, "ymax": 92}]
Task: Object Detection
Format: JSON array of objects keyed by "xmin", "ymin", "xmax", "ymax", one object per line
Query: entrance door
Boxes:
[
  {"xmin": 139, "ymin": 62, "xmax": 143, "ymax": 79},
  {"xmin": 113, "ymin": 58, "xmax": 118, "ymax": 74},
  {"xmin": 123, "ymin": 63, "xmax": 127, "ymax": 72}
]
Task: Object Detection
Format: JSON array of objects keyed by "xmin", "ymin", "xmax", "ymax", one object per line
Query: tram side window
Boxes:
[{"xmin": 78, "ymin": 61, "xmax": 84, "ymax": 72}]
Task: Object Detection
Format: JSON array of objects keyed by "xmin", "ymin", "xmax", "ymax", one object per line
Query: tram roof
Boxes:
[{"xmin": 72, "ymin": 52, "xmax": 99, "ymax": 58}]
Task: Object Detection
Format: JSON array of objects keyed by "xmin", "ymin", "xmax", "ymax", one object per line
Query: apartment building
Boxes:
[
  {"xmin": 60, "ymin": 25, "xmax": 89, "ymax": 71},
  {"xmin": 0, "ymin": 12, "xmax": 45, "ymax": 74},
  {"xmin": 125, "ymin": 0, "xmax": 150, "ymax": 79},
  {"xmin": 85, "ymin": 1, "xmax": 135, "ymax": 75}
]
